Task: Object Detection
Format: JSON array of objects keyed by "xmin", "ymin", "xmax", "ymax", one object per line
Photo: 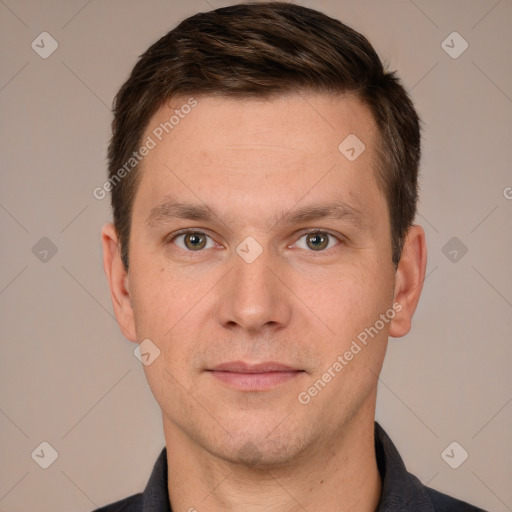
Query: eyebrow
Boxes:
[{"xmin": 146, "ymin": 198, "xmax": 365, "ymax": 230}]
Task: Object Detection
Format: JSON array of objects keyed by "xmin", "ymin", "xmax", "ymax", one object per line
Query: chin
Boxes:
[{"xmin": 206, "ymin": 419, "xmax": 314, "ymax": 470}]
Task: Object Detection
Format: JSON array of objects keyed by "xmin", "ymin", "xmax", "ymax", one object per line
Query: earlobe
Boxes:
[
  {"xmin": 389, "ymin": 224, "xmax": 427, "ymax": 338},
  {"xmin": 101, "ymin": 223, "xmax": 137, "ymax": 342}
]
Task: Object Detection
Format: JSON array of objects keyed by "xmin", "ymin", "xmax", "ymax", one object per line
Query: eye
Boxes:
[
  {"xmin": 294, "ymin": 231, "xmax": 340, "ymax": 251},
  {"xmin": 172, "ymin": 231, "xmax": 216, "ymax": 251}
]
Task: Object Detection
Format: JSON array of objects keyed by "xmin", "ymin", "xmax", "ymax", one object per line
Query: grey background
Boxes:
[{"xmin": 1, "ymin": 0, "xmax": 511, "ymax": 510}]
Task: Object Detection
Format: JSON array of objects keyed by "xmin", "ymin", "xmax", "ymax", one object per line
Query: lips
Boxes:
[
  {"xmin": 207, "ymin": 361, "xmax": 304, "ymax": 391},
  {"xmin": 210, "ymin": 361, "xmax": 298, "ymax": 373}
]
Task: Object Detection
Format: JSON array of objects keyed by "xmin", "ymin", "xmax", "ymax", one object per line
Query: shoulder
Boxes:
[
  {"xmin": 90, "ymin": 493, "xmax": 143, "ymax": 512},
  {"xmin": 374, "ymin": 422, "xmax": 487, "ymax": 512},
  {"xmin": 425, "ymin": 486, "xmax": 488, "ymax": 511},
  {"xmin": 89, "ymin": 446, "xmax": 169, "ymax": 512}
]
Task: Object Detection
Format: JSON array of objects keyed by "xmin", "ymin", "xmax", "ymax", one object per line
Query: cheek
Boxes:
[
  {"xmin": 130, "ymin": 271, "xmax": 169, "ymax": 335},
  {"xmin": 128, "ymin": 259, "xmax": 214, "ymax": 367},
  {"xmin": 129, "ymin": 246, "xmax": 198, "ymax": 327},
  {"xmin": 295, "ymin": 259, "xmax": 394, "ymax": 344},
  {"xmin": 129, "ymin": 267, "xmax": 204, "ymax": 405}
]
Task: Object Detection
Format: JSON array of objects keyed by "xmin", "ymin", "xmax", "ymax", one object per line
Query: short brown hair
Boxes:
[{"xmin": 108, "ymin": 1, "xmax": 421, "ymax": 269}]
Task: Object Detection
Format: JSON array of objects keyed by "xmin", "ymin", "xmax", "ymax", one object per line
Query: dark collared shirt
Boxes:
[{"xmin": 93, "ymin": 422, "xmax": 486, "ymax": 511}]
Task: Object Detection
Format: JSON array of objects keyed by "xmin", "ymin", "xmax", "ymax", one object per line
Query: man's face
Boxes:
[{"xmin": 122, "ymin": 93, "xmax": 398, "ymax": 465}]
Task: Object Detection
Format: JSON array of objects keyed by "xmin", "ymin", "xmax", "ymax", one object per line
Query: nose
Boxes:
[{"xmin": 215, "ymin": 248, "xmax": 292, "ymax": 334}]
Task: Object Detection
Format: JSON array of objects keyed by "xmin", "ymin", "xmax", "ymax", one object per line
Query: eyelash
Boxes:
[{"xmin": 167, "ymin": 229, "xmax": 343, "ymax": 252}]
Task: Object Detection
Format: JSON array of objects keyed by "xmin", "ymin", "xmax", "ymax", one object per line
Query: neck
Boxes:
[{"xmin": 164, "ymin": 405, "xmax": 381, "ymax": 512}]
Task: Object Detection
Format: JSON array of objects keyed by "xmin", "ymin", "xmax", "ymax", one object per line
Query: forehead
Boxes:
[
  {"xmin": 133, "ymin": 92, "xmax": 384, "ymax": 225},
  {"xmin": 145, "ymin": 92, "xmax": 376, "ymax": 163}
]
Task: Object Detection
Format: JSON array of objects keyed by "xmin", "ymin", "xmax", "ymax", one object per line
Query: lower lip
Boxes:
[{"xmin": 209, "ymin": 371, "xmax": 302, "ymax": 391}]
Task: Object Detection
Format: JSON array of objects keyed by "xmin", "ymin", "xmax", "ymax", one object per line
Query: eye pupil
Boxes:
[
  {"xmin": 306, "ymin": 233, "xmax": 328, "ymax": 251},
  {"xmin": 185, "ymin": 232, "xmax": 207, "ymax": 250}
]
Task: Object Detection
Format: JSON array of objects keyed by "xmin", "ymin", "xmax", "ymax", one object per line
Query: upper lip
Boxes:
[{"xmin": 209, "ymin": 361, "xmax": 301, "ymax": 373}]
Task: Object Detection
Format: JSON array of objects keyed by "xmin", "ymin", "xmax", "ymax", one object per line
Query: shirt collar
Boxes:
[
  {"xmin": 141, "ymin": 422, "xmax": 435, "ymax": 511},
  {"xmin": 142, "ymin": 444, "xmax": 171, "ymax": 512},
  {"xmin": 374, "ymin": 422, "xmax": 435, "ymax": 511}
]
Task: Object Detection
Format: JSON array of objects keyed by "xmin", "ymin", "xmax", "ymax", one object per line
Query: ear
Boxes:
[
  {"xmin": 101, "ymin": 223, "xmax": 137, "ymax": 342},
  {"xmin": 389, "ymin": 224, "xmax": 427, "ymax": 338}
]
